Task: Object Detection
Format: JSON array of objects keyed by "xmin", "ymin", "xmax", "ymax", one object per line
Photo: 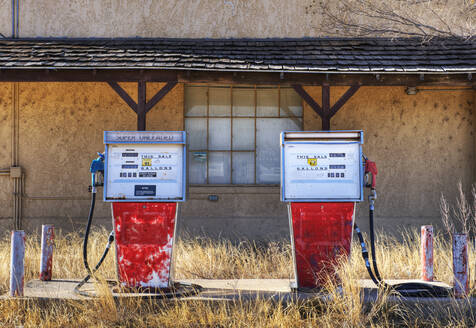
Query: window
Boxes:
[{"xmin": 185, "ymin": 85, "xmax": 303, "ymax": 185}]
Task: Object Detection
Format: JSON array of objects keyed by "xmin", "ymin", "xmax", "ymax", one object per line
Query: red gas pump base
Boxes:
[
  {"xmin": 112, "ymin": 202, "xmax": 178, "ymax": 289},
  {"xmin": 290, "ymin": 202, "xmax": 355, "ymax": 290}
]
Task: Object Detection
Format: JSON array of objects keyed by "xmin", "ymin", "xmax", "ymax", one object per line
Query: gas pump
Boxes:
[
  {"xmin": 281, "ymin": 130, "xmax": 364, "ymax": 290},
  {"xmin": 75, "ymin": 131, "xmax": 199, "ymax": 296},
  {"xmin": 281, "ymin": 130, "xmax": 451, "ymax": 297}
]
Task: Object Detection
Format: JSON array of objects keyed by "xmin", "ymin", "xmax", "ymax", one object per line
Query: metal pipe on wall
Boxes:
[
  {"xmin": 20, "ymin": 173, "xmax": 89, "ymax": 200},
  {"xmin": 11, "ymin": 0, "xmax": 19, "ymax": 38},
  {"xmin": 11, "ymin": 82, "xmax": 21, "ymax": 229},
  {"xmin": 11, "ymin": 0, "xmax": 14, "ymax": 38},
  {"xmin": 16, "ymin": 0, "xmax": 19, "ymax": 38}
]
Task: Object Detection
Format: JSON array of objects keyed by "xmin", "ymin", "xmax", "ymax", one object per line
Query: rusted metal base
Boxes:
[
  {"xmin": 289, "ymin": 202, "xmax": 355, "ymax": 289},
  {"xmin": 112, "ymin": 202, "xmax": 177, "ymax": 289}
]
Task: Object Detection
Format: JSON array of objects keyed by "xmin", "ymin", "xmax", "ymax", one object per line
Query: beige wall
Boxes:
[
  {"xmin": 0, "ymin": 83, "xmax": 12, "ymax": 220},
  {"xmin": 1, "ymin": 0, "xmax": 319, "ymax": 38},
  {"xmin": 0, "ymin": 82, "xmax": 474, "ymax": 239},
  {"xmin": 303, "ymin": 86, "xmax": 475, "ymax": 229},
  {"xmin": 0, "ymin": 82, "xmax": 183, "ymax": 232},
  {"xmin": 0, "ymin": 0, "xmax": 11, "ymax": 38}
]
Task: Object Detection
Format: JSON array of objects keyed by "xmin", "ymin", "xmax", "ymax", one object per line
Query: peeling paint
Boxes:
[
  {"xmin": 112, "ymin": 202, "xmax": 176, "ymax": 288},
  {"xmin": 291, "ymin": 202, "xmax": 354, "ymax": 288},
  {"xmin": 39, "ymin": 224, "xmax": 54, "ymax": 281},
  {"xmin": 453, "ymin": 233, "xmax": 469, "ymax": 298},
  {"xmin": 420, "ymin": 225, "xmax": 433, "ymax": 281}
]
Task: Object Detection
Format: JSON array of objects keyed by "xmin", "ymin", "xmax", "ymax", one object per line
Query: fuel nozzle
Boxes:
[
  {"xmin": 363, "ymin": 155, "xmax": 378, "ymax": 210},
  {"xmin": 364, "ymin": 157, "xmax": 378, "ymax": 189},
  {"xmin": 89, "ymin": 152, "xmax": 105, "ymax": 193}
]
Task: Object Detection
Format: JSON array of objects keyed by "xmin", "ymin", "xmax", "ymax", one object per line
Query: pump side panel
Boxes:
[
  {"xmin": 291, "ymin": 202, "xmax": 354, "ymax": 288},
  {"xmin": 112, "ymin": 202, "xmax": 176, "ymax": 288}
]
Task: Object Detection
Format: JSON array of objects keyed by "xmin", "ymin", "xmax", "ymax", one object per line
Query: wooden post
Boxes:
[
  {"xmin": 10, "ymin": 230, "xmax": 25, "ymax": 297},
  {"xmin": 39, "ymin": 225, "xmax": 54, "ymax": 281},
  {"xmin": 453, "ymin": 233, "xmax": 469, "ymax": 298},
  {"xmin": 420, "ymin": 225, "xmax": 434, "ymax": 281},
  {"xmin": 321, "ymin": 84, "xmax": 330, "ymax": 130},
  {"xmin": 137, "ymin": 81, "xmax": 146, "ymax": 131}
]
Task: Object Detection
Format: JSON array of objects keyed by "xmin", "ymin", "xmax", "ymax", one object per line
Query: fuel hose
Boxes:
[
  {"xmin": 73, "ymin": 191, "xmax": 116, "ymax": 297},
  {"xmin": 355, "ymin": 192, "xmax": 452, "ymax": 298}
]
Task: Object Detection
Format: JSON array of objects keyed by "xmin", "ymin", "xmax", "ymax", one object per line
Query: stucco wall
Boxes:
[
  {"xmin": 0, "ymin": 82, "xmax": 184, "ymax": 232},
  {"xmin": 303, "ymin": 86, "xmax": 475, "ymax": 232},
  {"xmin": 0, "ymin": 0, "xmax": 11, "ymax": 38},
  {"xmin": 0, "ymin": 83, "xmax": 12, "ymax": 220},
  {"xmin": 0, "ymin": 82, "xmax": 474, "ymax": 239},
  {"xmin": 6, "ymin": 0, "xmax": 319, "ymax": 38}
]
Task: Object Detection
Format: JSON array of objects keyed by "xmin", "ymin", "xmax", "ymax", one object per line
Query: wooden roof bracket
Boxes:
[
  {"xmin": 292, "ymin": 83, "xmax": 361, "ymax": 130},
  {"xmin": 108, "ymin": 81, "xmax": 178, "ymax": 130}
]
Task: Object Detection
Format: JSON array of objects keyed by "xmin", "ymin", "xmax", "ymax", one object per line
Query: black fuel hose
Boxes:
[
  {"xmin": 354, "ymin": 224, "xmax": 380, "ymax": 287},
  {"xmin": 368, "ymin": 209, "xmax": 383, "ymax": 282},
  {"xmin": 74, "ymin": 191, "xmax": 116, "ymax": 297},
  {"xmin": 355, "ymin": 204, "xmax": 452, "ymax": 298}
]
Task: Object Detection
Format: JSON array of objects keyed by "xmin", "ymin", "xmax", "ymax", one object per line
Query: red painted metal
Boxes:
[
  {"xmin": 39, "ymin": 225, "xmax": 54, "ymax": 281},
  {"xmin": 364, "ymin": 159, "xmax": 378, "ymax": 189},
  {"xmin": 290, "ymin": 202, "xmax": 355, "ymax": 288},
  {"xmin": 420, "ymin": 225, "xmax": 434, "ymax": 282},
  {"xmin": 10, "ymin": 230, "xmax": 25, "ymax": 297},
  {"xmin": 112, "ymin": 202, "xmax": 177, "ymax": 288},
  {"xmin": 453, "ymin": 233, "xmax": 469, "ymax": 298}
]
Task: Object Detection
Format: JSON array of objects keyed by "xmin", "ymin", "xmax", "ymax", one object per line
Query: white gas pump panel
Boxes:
[
  {"xmin": 281, "ymin": 131, "xmax": 364, "ymax": 202},
  {"xmin": 104, "ymin": 131, "xmax": 186, "ymax": 202}
]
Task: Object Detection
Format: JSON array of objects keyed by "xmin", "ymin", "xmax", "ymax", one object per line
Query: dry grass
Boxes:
[{"xmin": 0, "ymin": 228, "xmax": 474, "ymax": 327}]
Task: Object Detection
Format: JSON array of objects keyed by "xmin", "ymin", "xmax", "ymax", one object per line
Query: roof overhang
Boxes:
[{"xmin": 0, "ymin": 37, "xmax": 474, "ymax": 86}]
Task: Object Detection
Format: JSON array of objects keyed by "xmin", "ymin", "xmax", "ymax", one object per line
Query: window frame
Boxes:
[{"xmin": 184, "ymin": 84, "xmax": 304, "ymax": 186}]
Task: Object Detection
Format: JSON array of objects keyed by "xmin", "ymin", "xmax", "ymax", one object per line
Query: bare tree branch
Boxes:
[{"xmin": 312, "ymin": 0, "xmax": 475, "ymax": 40}]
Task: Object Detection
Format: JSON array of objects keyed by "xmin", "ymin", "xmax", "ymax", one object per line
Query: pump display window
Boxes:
[{"xmin": 184, "ymin": 85, "xmax": 303, "ymax": 185}]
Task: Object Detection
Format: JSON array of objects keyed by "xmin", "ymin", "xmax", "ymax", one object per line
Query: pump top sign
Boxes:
[
  {"xmin": 281, "ymin": 131, "xmax": 364, "ymax": 202},
  {"xmin": 104, "ymin": 131, "xmax": 186, "ymax": 202}
]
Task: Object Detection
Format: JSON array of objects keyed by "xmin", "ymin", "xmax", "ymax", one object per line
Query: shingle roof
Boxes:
[{"xmin": 0, "ymin": 37, "xmax": 474, "ymax": 73}]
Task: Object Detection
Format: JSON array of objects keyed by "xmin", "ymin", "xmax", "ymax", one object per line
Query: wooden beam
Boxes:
[
  {"xmin": 145, "ymin": 82, "xmax": 178, "ymax": 113},
  {"xmin": 291, "ymin": 85, "xmax": 325, "ymax": 118},
  {"xmin": 329, "ymin": 83, "xmax": 361, "ymax": 118},
  {"xmin": 177, "ymin": 71, "xmax": 472, "ymax": 87},
  {"xmin": 137, "ymin": 81, "xmax": 146, "ymax": 131},
  {"xmin": 108, "ymin": 81, "xmax": 175, "ymax": 131},
  {"xmin": 108, "ymin": 82, "xmax": 138, "ymax": 113},
  {"xmin": 0, "ymin": 69, "xmax": 472, "ymax": 86},
  {"xmin": 294, "ymin": 83, "xmax": 362, "ymax": 130},
  {"xmin": 322, "ymin": 84, "xmax": 330, "ymax": 130}
]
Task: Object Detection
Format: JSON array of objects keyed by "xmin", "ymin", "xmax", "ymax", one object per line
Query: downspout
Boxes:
[
  {"xmin": 11, "ymin": 0, "xmax": 14, "ymax": 37},
  {"xmin": 11, "ymin": 0, "xmax": 19, "ymax": 38},
  {"xmin": 16, "ymin": 0, "xmax": 19, "ymax": 38},
  {"xmin": 11, "ymin": 82, "xmax": 22, "ymax": 229},
  {"xmin": 10, "ymin": 0, "xmax": 22, "ymax": 229}
]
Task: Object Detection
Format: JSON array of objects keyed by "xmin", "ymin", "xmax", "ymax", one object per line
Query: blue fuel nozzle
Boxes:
[
  {"xmin": 90, "ymin": 152, "xmax": 104, "ymax": 174},
  {"xmin": 90, "ymin": 153, "xmax": 105, "ymax": 193}
]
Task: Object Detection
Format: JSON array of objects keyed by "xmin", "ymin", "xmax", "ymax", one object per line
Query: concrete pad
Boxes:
[{"xmin": 1, "ymin": 278, "xmax": 474, "ymax": 319}]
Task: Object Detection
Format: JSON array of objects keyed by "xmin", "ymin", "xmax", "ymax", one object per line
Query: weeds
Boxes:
[
  {"xmin": 0, "ymin": 228, "xmax": 474, "ymax": 327},
  {"xmin": 440, "ymin": 181, "xmax": 476, "ymax": 235}
]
